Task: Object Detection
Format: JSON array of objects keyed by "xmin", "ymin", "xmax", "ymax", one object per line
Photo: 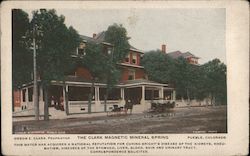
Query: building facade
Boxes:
[{"xmin": 13, "ymin": 32, "xmax": 176, "ymax": 117}]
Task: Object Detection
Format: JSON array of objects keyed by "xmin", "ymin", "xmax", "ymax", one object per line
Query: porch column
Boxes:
[
  {"xmin": 63, "ymin": 86, "xmax": 66, "ymax": 108},
  {"xmin": 160, "ymin": 87, "xmax": 164, "ymax": 99},
  {"xmin": 141, "ymin": 85, "xmax": 145, "ymax": 103},
  {"xmin": 63, "ymin": 85, "xmax": 69, "ymax": 115},
  {"xmin": 25, "ymin": 88, "xmax": 28, "ymax": 105},
  {"xmin": 20, "ymin": 89, "xmax": 23, "ymax": 104},
  {"xmin": 95, "ymin": 86, "xmax": 99, "ymax": 101},
  {"xmin": 121, "ymin": 88, "xmax": 125, "ymax": 100},
  {"xmin": 39, "ymin": 85, "xmax": 43, "ymax": 102},
  {"xmin": 173, "ymin": 90, "xmax": 176, "ymax": 101}
]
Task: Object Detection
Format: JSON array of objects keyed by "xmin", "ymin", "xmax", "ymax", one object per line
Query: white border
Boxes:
[{"xmin": 1, "ymin": 1, "xmax": 249, "ymax": 155}]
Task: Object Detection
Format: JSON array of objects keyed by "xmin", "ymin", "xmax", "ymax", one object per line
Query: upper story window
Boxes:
[
  {"xmin": 107, "ymin": 47, "xmax": 113, "ymax": 55},
  {"xmin": 77, "ymin": 42, "xmax": 86, "ymax": 55},
  {"xmin": 132, "ymin": 53, "xmax": 137, "ymax": 64},
  {"xmin": 102, "ymin": 46, "xmax": 113, "ymax": 56},
  {"xmin": 187, "ymin": 57, "xmax": 198, "ymax": 64},
  {"xmin": 125, "ymin": 53, "xmax": 130, "ymax": 63},
  {"xmin": 128, "ymin": 69, "xmax": 135, "ymax": 80}
]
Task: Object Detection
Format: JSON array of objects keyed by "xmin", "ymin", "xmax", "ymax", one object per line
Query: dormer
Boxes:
[{"xmin": 76, "ymin": 42, "xmax": 86, "ymax": 56}]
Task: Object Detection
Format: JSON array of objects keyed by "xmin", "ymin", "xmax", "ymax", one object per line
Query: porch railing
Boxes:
[
  {"xmin": 68, "ymin": 101, "xmax": 95, "ymax": 106},
  {"xmin": 146, "ymin": 99, "xmax": 175, "ymax": 104}
]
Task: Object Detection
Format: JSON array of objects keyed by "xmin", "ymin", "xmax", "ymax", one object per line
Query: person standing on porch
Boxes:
[
  {"xmin": 124, "ymin": 99, "xmax": 129, "ymax": 115},
  {"xmin": 51, "ymin": 96, "xmax": 55, "ymax": 107},
  {"xmin": 126, "ymin": 99, "xmax": 133, "ymax": 115},
  {"xmin": 59, "ymin": 96, "xmax": 64, "ymax": 111}
]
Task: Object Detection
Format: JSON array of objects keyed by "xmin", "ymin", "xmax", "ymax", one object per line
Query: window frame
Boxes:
[
  {"xmin": 125, "ymin": 53, "xmax": 130, "ymax": 63},
  {"xmin": 131, "ymin": 53, "xmax": 137, "ymax": 64},
  {"xmin": 128, "ymin": 69, "xmax": 136, "ymax": 80}
]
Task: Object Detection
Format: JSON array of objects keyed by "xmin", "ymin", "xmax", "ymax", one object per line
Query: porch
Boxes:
[{"xmin": 17, "ymin": 79, "xmax": 175, "ymax": 118}]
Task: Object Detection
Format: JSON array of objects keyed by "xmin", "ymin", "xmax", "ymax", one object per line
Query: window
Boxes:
[
  {"xmin": 107, "ymin": 47, "xmax": 113, "ymax": 55},
  {"xmin": 22, "ymin": 89, "xmax": 26, "ymax": 102},
  {"xmin": 128, "ymin": 69, "xmax": 135, "ymax": 80},
  {"xmin": 28, "ymin": 87, "xmax": 33, "ymax": 102},
  {"xmin": 99, "ymin": 88, "xmax": 121, "ymax": 101},
  {"xmin": 68, "ymin": 86, "xmax": 93, "ymax": 101},
  {"xmin": 145, "ymin": 90, "xmax": 159, "ymax": 100},
  {"xmin": 125, "ymin": 53, "xmax": 130, "ymax": 63},
  {"xmin": 78, "ymin": 48, "xmax": 85, "ymax": 55},
  {"xmin": 77, "ymin": 42, "xmax": 86, "ymax": 55},
  {"xmin": 132, "ymin": 53, "xmax": 137, "ymax": 64}
]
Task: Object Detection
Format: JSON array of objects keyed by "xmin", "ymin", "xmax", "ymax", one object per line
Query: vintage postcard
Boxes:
[{"xmin": 1, "ymin": 0, "xmax": 249, "ymax": 155}]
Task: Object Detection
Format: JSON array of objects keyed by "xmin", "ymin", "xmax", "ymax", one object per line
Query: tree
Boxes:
[
  {"xmin": 141, "ymin": 50, "xmax": 175, "ymax": 84},
  {"xmin": 103, "ymin": 23, "xmax": 130, "ymax": 111},
  {"xmin": 104, "ymin": 23, "xmax": 130, "ymax": 62},
  {"xmin": 30, "ymin": 9, "xmax": 80, "ymax": 120},
  {"xmin": 173, "ymin": 58, "xmax": 198, "ymax": 102},
  {"xmin": 12, "ymin": 9, "xmax": 33, "ymax": 112},
  {"xmin": 142, "ymin": 51, "xmax": 203, "ymax": 102},
  {"xmin": 12, "ymin": 9, "xmax": 32, "ymax": 88},
  {"xmin": 102, "ymin": 61, "xmax": 121, "ymax": 112},
  {"xmin": 80, "ymin": 42, "xmax": 107, "ymax": 113},
  {"xmin": 202, "ymin": 59, "xmax": 227, "ymax": 105}
]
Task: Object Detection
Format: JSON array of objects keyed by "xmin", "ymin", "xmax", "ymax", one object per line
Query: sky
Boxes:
[{"xmin": 26, "ymin": 8, "xmax": 226, "ymax": 64}]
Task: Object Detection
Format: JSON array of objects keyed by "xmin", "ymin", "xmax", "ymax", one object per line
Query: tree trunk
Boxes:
[
  {"xmin": 104, "ymin": 90, "xmax": 109, "ymax": 112},
  {"xmin": 210, "ymin": 94, "xmax": 213, "ymax": 106},
  {"xmin": 88, "ymin": 79, "xmax": 94, "ymax": 114},
  {"xmin": 187, "ymin": 88, "xmax": 191, "ymax": 108},
  {"xmin": 44, "ymin": 85, "xmax": 49, "ymax": 121},
  {"xmin": 63, "ymin": 84, "xmax": 69, "ymax": 115},
  {"xmin": 187, "ymin": 89, "xmax": 190, "ymax": 102},
  {"xmin": 151, "ymin": 90, "xmax": 154, "ymax": 102}
]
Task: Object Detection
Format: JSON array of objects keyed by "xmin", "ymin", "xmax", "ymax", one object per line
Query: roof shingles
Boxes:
[
  {"xmin": 167, "ymin": 51, "xmax": 199, "ymax": 59},
  {"xmin": 79, "ymin": 31, "xmax": 143, "ymax": 53}
]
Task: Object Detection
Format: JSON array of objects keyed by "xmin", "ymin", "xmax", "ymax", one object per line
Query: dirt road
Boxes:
[{"xmin": 13, "ymin": 106, "xmax": 227, "ymax": 134}]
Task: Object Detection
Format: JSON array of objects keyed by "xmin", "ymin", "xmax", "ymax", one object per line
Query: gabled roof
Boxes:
[
  {"xmin": 94, "ymin": 31, "xmax": 106, "ymax": 43},
  {"xmin": 167, "ymin": 51, "xmax": 199, "ymax": 59},
  {"xmin": 79, "ymin": 31, "xmax": 143, "ymax": 53},
  {"xmin": 166, "ymin": 51, "xmax": 183, "ymax": 59},
  {"xmin": 182, "ymin": 52, "xmax": 199, "ymax": 59},
  {"xmin": 79, "ymin": 35, "xmax": 94, "ymax": 42}
]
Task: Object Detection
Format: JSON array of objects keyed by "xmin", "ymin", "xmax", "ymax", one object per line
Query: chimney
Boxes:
[
  {"xmin": 161, "ymin": 44, "xmax": 166, "ymax": 53},
  {"xmin": 93, "ymin": 33, "xmax": 96, "ymax": 38}
]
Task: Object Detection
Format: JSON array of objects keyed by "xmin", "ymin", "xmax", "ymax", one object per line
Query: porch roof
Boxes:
[
  {"xmin": 19, "ymin": 77, "xmax": 172, "ymax": 90},
  {"xmin": 118, "ymin": 79, "xmax": 170, "ymax": 88}
]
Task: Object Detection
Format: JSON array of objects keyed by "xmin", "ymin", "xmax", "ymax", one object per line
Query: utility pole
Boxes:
[{"xmin": 33, "ymin": 24, "xmax": 39, "ymax": 120}]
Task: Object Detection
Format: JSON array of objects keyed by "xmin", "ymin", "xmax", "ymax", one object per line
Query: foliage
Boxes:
[
  {"xmin": 12, "ymin": 9, "xmax": 33, "ymax": 88},
  {"xmin": 30, "ymin": 9, "xmax": 80, "ymax": 85},
  {"xmin": 141, "ymin": 50, "xmax": 175, "ymax": 84},
  {"xmin": 29, "ymin": 9, "xmax": 80, "ymax": 118},
  {"xmin": 82, "ymin": 23, "xmax": 131, "ymax": 85},
  {"xmin": 104, "ymin": 23, "xmax": 130, "ymax": 63},
  {"xmin": 172, "ymin": 57, "xmax": 193, "ymax": 99},
  {"xmin": 81, "ymin": 42, "xmax": 107, "ymax": 80},
  {"xmin": 202, "ymin": 59, "xmax": 227, "ymax": 105},
  {"xmin": 78, "ymin": 42, "xmax": 108, "ymax": 113},
  {"xmin": 142, "ymin": 50, "xmax": 227, "ymax": 105}
]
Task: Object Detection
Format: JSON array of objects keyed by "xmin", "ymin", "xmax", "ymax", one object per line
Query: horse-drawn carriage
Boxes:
[{"xmin": 150, "ymin": 101, "xmax": 175, "ymax": 113}]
